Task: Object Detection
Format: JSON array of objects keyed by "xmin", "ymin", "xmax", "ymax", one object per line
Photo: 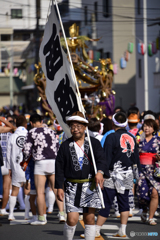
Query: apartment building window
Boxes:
[
  {"xmin": 94, "ymin": 2, "xmax": 98, "ymax": 22},
  {"xmin": 104, "ymin": 52, "xmax": 110, "ymax": 58},
  {"xmin": 84, "ymin": 6, "xmax": 88, "ymax": 25},
  {"xmin": 137, "ymin": 0, "xmax": 141, "ymax": 15},
  {"xmin": 1, "ymin": 35, "xmax": 10, "ymax": 41},
  {"xmin": 103, "ymin": 0, "xmax": 109, "ymax": 18},
  {"xmin": 99, "ymin": 48, "xmax": 103, "ymax": 58},
  {"xmin": 138, "ymin": 59, "xmax": 142, "ymax": 78},
  {"xmin": 11, "ymin": 9, "xmax": 23, "ymax": 19}
]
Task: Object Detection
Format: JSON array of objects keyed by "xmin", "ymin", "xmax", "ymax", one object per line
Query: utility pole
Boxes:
[
  {"xmin": 10, "ymin": 33, "xmax": 13, "ymax": 107},
  {"xmin": 33, "ymin": 0, "xmax": 41, "ymax": 109},
  {"xmin": 35, "ymin": 0, "xmax": 40, "ymax": 67},
  {"xmin": 91, "ymin": 13, "xmax": 97, "ymax": 66},
  {"xmin": 143, "ymin": 0, "xmax": 148, "ymax": 110}
]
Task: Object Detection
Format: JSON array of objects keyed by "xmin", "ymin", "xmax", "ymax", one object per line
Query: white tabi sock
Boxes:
[
  {"xmin": 85, "ymin": 225, "xmax": 96, "ymax": 240},
  {"xmin": 63, "ymin": 222, "xmax": 76, "ymax": 240},
  {"xmin": 44, "ymin": 214, "xmax": 47, "ymax": 223},
  {"xmin": 47, "ymin": 189, "xmax": 55, "ymax": 212},
  {"xmin": 6, "ymin": 189, "xmax": 12, "ymax": 210},
  {"xmin": 9, "ymin": 196, "xmax": 17, "ymax": 216},
  {"xmin": 25, "ymin": 195, "xmax": 30, "ymax": 219},
  {"xmin": 17, "ymin": 187, "xmax": 25, "ymax": 208},
  {"xmin": 119, "ymin": 224, "xmax": 127, "ymax": 235},
  {"xmin": 95, "ymin": 225, "xmax": 101, "ymax": 236}
]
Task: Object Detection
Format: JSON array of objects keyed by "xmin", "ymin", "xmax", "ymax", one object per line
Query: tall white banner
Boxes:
[{"xmin": 39, "ymin": 5, "xmax": 79, "ymax": 137}]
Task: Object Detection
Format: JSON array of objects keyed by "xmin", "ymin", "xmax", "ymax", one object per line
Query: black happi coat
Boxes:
[
  {"xmin": 103, "ymin": 129, "xmax": 141, "ymax": 172},
  {"xmin": 55, "ymin": 135, "xmax": 109, "ymax": 190},
  {"xmin": 0, "ymin": 145, "xmax": 3, "ymax": 167}
]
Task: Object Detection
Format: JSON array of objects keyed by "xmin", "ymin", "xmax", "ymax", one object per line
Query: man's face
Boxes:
[{"xmin": 70, "ymin": 121, "xmax": 86, "ymax": 140}]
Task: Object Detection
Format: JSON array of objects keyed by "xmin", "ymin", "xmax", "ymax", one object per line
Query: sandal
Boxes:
[
  {"xmin": 141, "ymin": 212, "xmax": 147, "ymax": 223},
  {"xmin": 148, "ymin": 218, "xmax": 157, "ymax": 225}
]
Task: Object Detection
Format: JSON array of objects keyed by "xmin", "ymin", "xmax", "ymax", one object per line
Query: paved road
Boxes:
[{"xmin": 0, "ymin": 207, "xmax": 160, "ymax": 240}]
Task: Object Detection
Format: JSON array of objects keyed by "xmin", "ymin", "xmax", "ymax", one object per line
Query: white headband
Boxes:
[
  {"xmin": 128, "ymin": 119, "xmax": 139, "ymax": 123},
  {"xmin": 99, "ymin": 123, "xmax": 104, "ymax": 135},
  {"xmin": 144, "ymin": 114, "xmax": 155, "ymax": 121},
  {"xmin": 112, "ymin": 113, "xmax": 128, "ymax": 127},
  {"xmin": 66, "ymin": 115, "xmax": 89, "ymax": 124}
]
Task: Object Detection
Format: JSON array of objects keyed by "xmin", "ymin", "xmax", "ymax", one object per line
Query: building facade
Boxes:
[
  {"xmin": 0, "ymin": 0, "xmax": 50, "ymax": 108},
  {"xmin": 60, "ymin": 0, "xmax": 136, "ymax": 111},
  {"xmin": 135, "ymin": 0, "xmax": 160, "ymax": 112}
]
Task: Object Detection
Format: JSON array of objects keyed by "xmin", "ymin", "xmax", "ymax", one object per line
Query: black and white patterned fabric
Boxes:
[
  {"xmin": 65, "ymin": 181, "xmax": 102, "ymax": 212},
  {"xmin": 64, "ymin": 139, "xmax": 102, "ymax": 212},
  {"xmin": 55, "ymin": 134, "xmax": 109, "ymax": 212},
  {"xmin": 103, "ymin": 161, "xmax": 133, "ymax": 194},
  {"xmin": 69, "ymin": 138, "xmax": 89, "ymax": 171}
]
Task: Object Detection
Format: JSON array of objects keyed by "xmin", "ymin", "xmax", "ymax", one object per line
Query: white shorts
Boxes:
[
  {"xmin": 12, "ymin": 182, "xmax": 25, "ymax": 188},
  {"xmin": 1, "ymin": 166, "xmax": 9, "ymax": 176},
  {"xmin": 34, "ymin": 159, "xmax": 55, "ymax": 175}
]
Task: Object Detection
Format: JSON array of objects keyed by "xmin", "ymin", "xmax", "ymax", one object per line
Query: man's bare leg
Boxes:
[
  {"xmin": 120, "ymin": 211, "xmax": 129, "ymax": 225},
  {"xmin": 11, "ymin": 185, "xmax": 19, "ymax": 196},
  {"xmin": 149, "ymin": 188, "xmax": 158, "ymax": 224},
  {"xmin": 48, "ymin": 174, "xmax": 65, "ymax": 221},
  {"xmin": 95, "ymin": 214, "xmax": 107, "ymax": 237},
  {"xmin": 1, "ymin": 174, "xmax": 11, "ymax": 209},
  {"xmin": 30, "ymin": 194, "xmax": 37, "ymax": 216},
  {"xmin": 34, "ymin": 175, "xmax": 46, "ymax": 218},
  {"xmin": 96, "ymin": 214, "xmax": 107, "ymax": 226},
  {"xmin": 24, "ymin": 182, "xmax": 30, "ymax": 219},
  {"xmin": 48, "ymin": 174, "xmax": 63, "ymax": 209}
]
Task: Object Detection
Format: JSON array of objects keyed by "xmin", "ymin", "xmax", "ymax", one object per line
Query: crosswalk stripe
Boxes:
[
  {"xmin": 103, "ymin": 233, "xmax": 130, "ymax": 239},
  {"xmin": 101, "ymin": 225, "xmax": 119, "ymax": 230},
  {"xmin": 10, "ymin": 212, "xmax": 32, "ymax": 225}
]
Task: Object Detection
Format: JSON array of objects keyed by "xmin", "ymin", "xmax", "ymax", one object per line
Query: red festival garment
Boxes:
[{"xmin": 139, "ymin": 152, "xmax": 156, "ymax": 165}]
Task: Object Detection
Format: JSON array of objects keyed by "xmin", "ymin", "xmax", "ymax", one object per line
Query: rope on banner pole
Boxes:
[{"xmin": 54, "ymin": 0, "xmax": 105, "ymax": 208}]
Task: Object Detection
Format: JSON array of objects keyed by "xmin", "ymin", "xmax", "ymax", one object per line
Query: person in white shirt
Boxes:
[
  {"xmin": 6, "ymin": 115, "xmax": 28, "ymax": 220},
  {"xmin": 0, "ymin": 117, "xmax": 16, "ymax": 216},
  {"xmin": 88, "ymin": 118, "xmax": 103, "ymax": 142}
]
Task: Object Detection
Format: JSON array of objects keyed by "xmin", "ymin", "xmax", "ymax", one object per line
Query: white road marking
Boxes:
[
  {"xmin": 103, "ymin": 233, "xmax": 130, "ymax": 239},
  {"xmin": 10, "ymin": 212, "xmax": 32, "ymax": 225},
  {"xmin": 101, "ymin": 225, "xmax": 119, "ymax": 230}
]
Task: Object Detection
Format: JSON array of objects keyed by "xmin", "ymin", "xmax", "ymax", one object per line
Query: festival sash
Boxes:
[{"xmin": 139, "ymin": 152, "xmax": 156, "ymax": 165}]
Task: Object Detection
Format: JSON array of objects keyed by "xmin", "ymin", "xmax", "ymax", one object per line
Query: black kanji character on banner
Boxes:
[
  {"xmin": 43, "ymin": 23, "xmax": 63, "ymax": 81},
  {"xmin": 54, "ymin": 74, "xmax": 79, "ymax": 123}
]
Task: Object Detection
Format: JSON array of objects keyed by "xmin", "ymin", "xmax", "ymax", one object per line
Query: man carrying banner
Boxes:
[{"xmin": 55, "ymin": 111, "xmax": 109, "ymax": 240}]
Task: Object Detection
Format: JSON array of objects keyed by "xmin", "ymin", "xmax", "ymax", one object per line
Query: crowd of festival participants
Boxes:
[{"xmin": 0, "ymin": 105, "xmax": 160, "ymax": 239}]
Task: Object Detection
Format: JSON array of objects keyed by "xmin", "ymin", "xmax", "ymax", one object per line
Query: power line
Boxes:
[
  {"xmin": 66, "ymin": 1, "xmax": 160, "ymax": 10},
  {"xmin": 2, "ymin": 0, "xmax": 160, "ymax": 11},
  {"xmin": 0, "ymin": 1, "xmax": 160, "ymax": 21}
]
